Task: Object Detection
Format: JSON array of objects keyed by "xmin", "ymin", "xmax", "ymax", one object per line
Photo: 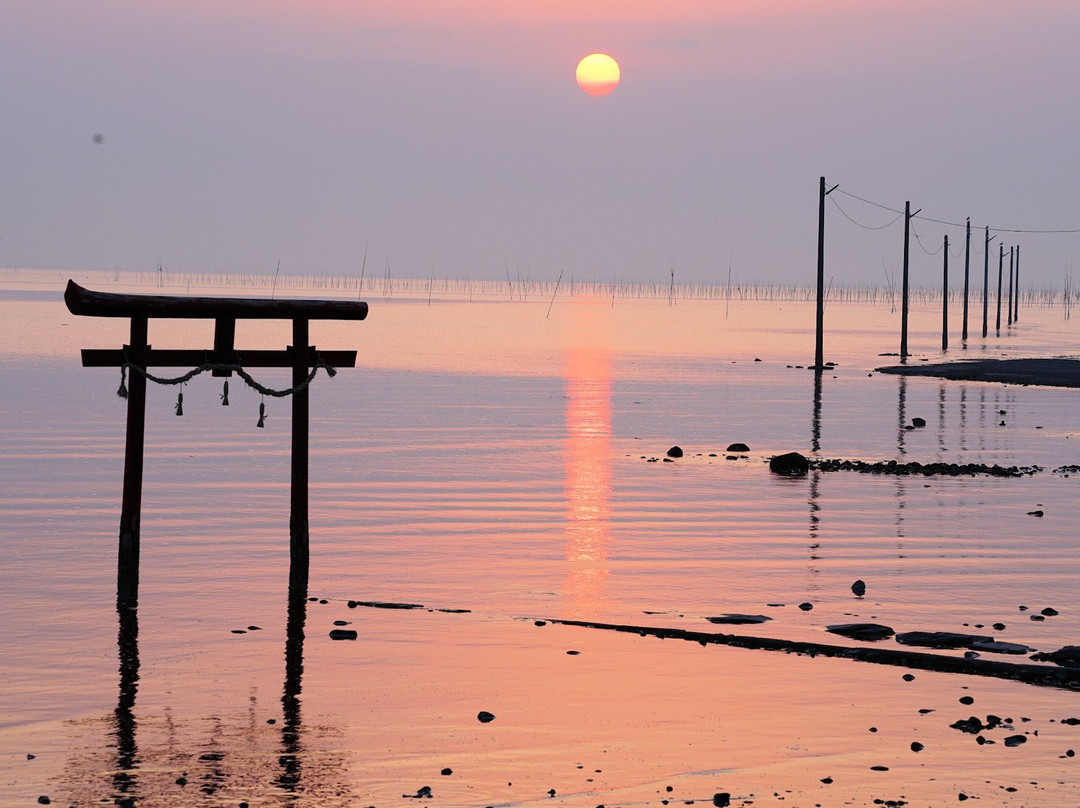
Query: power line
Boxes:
[
  {"xmin": 828, "ymin": 194, "xmax": 904, "ymax": 231},
  {"xmin": 835, "ymin": 186, "xmax": 1080, "ymax": 235}
]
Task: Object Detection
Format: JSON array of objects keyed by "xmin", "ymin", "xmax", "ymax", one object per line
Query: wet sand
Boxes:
[{"xmin": 876, "ymin": 357, "xmax": 1080, "ymax": 388}]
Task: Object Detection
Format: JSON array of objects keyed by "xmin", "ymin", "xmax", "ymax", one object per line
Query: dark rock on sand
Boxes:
[
  {"xmin": 770, "ymin": 452, "xmax": 809, "ymax": 475},
  {"xmin": 895, "ymin": 631, "xmax": 992, "ymax": 649},
  {"xmin": 1031, "ymin": 646, "xmax": 1080, "ymax": 668},
  {"xmin": 477, "ymin": 711, "xmax": 496, "ymax": 723},
  {"xmin": 666, "ymin": 446, "xmax": 684, "ymax": 458},
  {"xmin": 798, "ymin": 602, "xmax": 813, "ymax": 611},
  {"xmin": 851, "ymin": 579, "xmax": 867, "ymax": 597},
  {"xmin": 329, "ymin": 629, "xmax": 358, "ymax": 640},
  {"xmin": 726, "ymin": 443, "xmax": 750, "ymax": 453},
  {"xmin": 826, "ymin": 623, "xmax": 894, "ymax": 642},
  {"xmin": 1028, "ymin": 510, "xmax": 1045, "ymax": 517},
  {"xmin": 910, "ymin": 741, "xmax": 924, "ymax": 752},
  {"xmin": 969, "ymin": 639, "xmax": 1033, "ymax": 655},
  {"xmin": 1004, "ymin": 735, "xmax": 1028, "ymax": 747},
  {"xmin": 810, "ymin": 457, "xmax": 1038, "ymax": 477},
  {"xmin": 37, "ymin": 798, "xmax": 50, "ymax": 805},
  {"xmin": 707, "ymin": 614, "xmax": 771, "ymax": 625},
  {"xmin": 713, "ymin": 793, "xmax": 731, "ymax": 807},
  {"xmin": 1042, "ymin": 607, "xmax": 1059, "ymax": 616},
  {"xmin": 911, "ymin": 417, "xmax": 926, "ymax": 427},
  {"xmin": 441, "ymin": 768, "xmax": 453, "ymax": 775},
  {"xmin": 959, "ymin": 696, "xmax": 975, "ymax": 705},
  {"xmin": 404, "ymin": 785, "xmax": 433, "ymax": 799}
]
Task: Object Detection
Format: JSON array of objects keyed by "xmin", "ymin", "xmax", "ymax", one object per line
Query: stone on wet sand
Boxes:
[
  {"xmin": 769, "ymin": 451, "xmax": 809, "ymax": 475},
  {"xmin": 894, "ymin": 631, "xmax": 992, "ymax": 649},
  {"xmin": 666, "ymin": 445, "xmax": 684, "ymax": 458},
  {"xmin": 826, "ymin": 623, "xmax": 894, "ymax": 642},
  {"xmin": 706, "ymin": 614, "xmax": 771, "ymax": 625}
]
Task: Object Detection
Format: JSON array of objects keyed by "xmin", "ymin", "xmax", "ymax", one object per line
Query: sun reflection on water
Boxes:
[{"xmin": 563, "ymin": 304, "xmax": 613, "ymax": 619}]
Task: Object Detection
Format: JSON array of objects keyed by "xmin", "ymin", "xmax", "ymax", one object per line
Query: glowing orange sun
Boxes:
[{"xmin": 576, "ymin": 53, "xmax": 620, "ymax": 97}]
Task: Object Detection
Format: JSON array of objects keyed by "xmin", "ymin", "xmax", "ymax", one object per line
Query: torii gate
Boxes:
[{"xmin": 64, "ymin": 280, "xmax": 368, "ymax": 603}]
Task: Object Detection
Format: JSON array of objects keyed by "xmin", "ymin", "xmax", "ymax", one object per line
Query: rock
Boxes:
[
  {"xmin": 826, "ymin": 623, "xmax": 894, "ymax": 642},
  {"xmin": 911, "ymin": 417, "xmax": 926, "ymax": 427},
  {"xmin": 959, "ymin": 696, "xmax": 974, "ymax": 705},
  {"xmin": 798, "ymin": 602, "xmax": 813, "ymax": 611},
  {"xmin": 1003, "ymin": 735, "xmax": 1028, "ymax": 747},
  {"xmin": 333, "ymin": 620, "xmax": 350, "ymax": 626},
  {"xmin": 910, "ymin": 741, "xmax": 924, "ymax": 752},
  {"xmin": 666, "ymin": 446, "xmax": 684, "ymax": 458},
  {"xmin": 726, "ymin": 443, "xmax": 750, "ymax": 453},
  {"xmin": 902, "ymin": 674, "xmax": 915, "ymax": 681},
  {"xmin": 713, "ymin": 794, "xmax": 731, "ymax": 807},
  {"xmin": 1028, "ymin": 510, "xmax": 1045, "ymax": 517},
  {"xmin": 477, "ymin": 711, "xmax": 496, "ymax": 723},
  {"xmin": 706, "ymin": 614, "xmax": 771, "ymax": 625},
  {"xmin": 329, "ymin": 629, "xmax": 358, "ymax": 640},
  {"xmin": 403, "ymin": 785, "xmax": 433, "ymax": 799},
  {"xmin": 1031, "ymin": 646, "xmax": 1080, "ymax": 668},
  {"xmin": 769, "ymin": 452, "xmax": 809, "ymax": 475},
  {"xmin": 968, "ymin": 639, "xmax": 1033, "ymax": 655},
  {"xmin": 37, "ymin": 798, "xmax": 50, "ymax": 805},
  {"xmin": 894, "ymin": 631, "xmax": 992, "ymax": 649},
  {"xmin": 1042, "ymin": 607, "xmax": 1059, "ymax": 616},
  {"xmin": 993, "ymin": 622, "xmax": 1007, "ymax": 631},
  {"xmin": 441, "ymin": 768, "xmax": 453, "ymax": 776},
  {"xmin": 851, "ymin": 579, "xmax": 866, "ymax": 597}
]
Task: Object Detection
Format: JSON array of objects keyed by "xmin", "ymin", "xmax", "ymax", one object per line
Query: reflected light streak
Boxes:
[{"xmin": 564, "ymin": 344, "xmax": 612, "ymax": 619}]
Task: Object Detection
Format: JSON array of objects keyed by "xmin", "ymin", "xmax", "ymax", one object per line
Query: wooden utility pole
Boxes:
[
  {"xmin": 962, "ymin": 218, "xmax": 971, "ymax": 343},
  {"xmin": 1014, "ymin": 245, "xmax": 1021, "ymax": 322},
  {"xmin": 942, "ymin": 235, "xmax": 949, "ymax": 351},
  {"xmin": 996, "ymin": 243, "xmax": 1004, "ymax": 335},
  {"xmin": 900, "ymin": 201, "xmax": 920, "ymax": 362},
  {"xmin": 981, "ymin": 227, "xmax": 991, "ymax": 338},
  {"xmin": 815, "ymin": 177, "xmax": 838, "ymax": 370},
  {"xmin": 1007, "ymin": 247, "xmax": 1015, "ymax": 327}
]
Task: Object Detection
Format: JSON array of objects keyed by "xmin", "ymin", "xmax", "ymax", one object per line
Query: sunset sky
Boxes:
[{"xmin": 4, "ymin": 1, "xmax": 1079, "ymax": 287}]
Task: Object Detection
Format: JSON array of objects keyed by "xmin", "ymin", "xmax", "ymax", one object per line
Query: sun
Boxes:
[{"xmin": 575, "ymin": 53, "xmax": 620, "ymax": 97}]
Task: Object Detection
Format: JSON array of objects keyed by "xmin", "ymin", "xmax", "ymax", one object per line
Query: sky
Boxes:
[{"xmin": 3, "ymin": 0, "xmax": 1080, "ymax": 288}]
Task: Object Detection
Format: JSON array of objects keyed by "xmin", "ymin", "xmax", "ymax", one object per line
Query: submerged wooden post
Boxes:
[
  {"xmin": 118, "ymin": 316, "xmax": 148, "ymax": 606},
  {"xmin": 290, "ymin": 317, "xmax": 310, "ymax": 569}
]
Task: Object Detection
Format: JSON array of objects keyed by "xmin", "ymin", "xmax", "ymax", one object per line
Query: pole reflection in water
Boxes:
[
  {"xmin": 277, "ymin": 572, "xmax": 308, "ymax": 794},
  {"xmin": 563, "ymin": 342, "xmax": 613, "ymax": 619},
  {"xmin": 808, "ymin": 370, "xmax": 823, "ymax": 561},
  {"xmin": 114, "ymin": 604, "xmax": 140, "ymax": 800},
  {"xmin": 895, "ymin": 376, "xmax": 907, "ymax": 542}
]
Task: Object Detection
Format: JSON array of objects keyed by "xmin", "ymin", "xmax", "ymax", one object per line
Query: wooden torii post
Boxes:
[{"xmin": 64, "ymin": 280, "xmax": 368, "ymax": 604}]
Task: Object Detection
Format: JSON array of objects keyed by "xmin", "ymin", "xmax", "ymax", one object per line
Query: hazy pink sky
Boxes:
[{"xmin": 3, "ymin": 1, "xmax": 1079, "ymax": 286}]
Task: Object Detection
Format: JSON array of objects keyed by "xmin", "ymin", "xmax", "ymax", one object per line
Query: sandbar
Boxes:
[{"xmin": 876, "ymin": 357, "xmax": 1080, "ymax": 388}]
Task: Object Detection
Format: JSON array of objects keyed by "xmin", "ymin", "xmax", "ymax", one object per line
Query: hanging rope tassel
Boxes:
[
  {"xmin": 256, "ymin": 400, "xmax": 266, "ymax": 428},
  {"xmin": 175, "ymin": 388, "xmax": 184, "ymax": 417},
  {"xmin": 117, "ymin": 365, "xmax": 129, "ymax": 399},
  {"xmin": 221, "ymin": 380, "xmax": 230, "ymax": 406}
]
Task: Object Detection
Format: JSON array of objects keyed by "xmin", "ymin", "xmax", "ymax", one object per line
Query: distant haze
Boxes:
[{"xmin": 3, "ymin": 1, "xmax": 1079, "ymax": 287}]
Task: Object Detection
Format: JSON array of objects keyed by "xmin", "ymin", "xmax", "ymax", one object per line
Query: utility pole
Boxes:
[
  {"xmin": 1007, "ymin": 246, "xmax": 1015, "ymax": 327},
  {"xmin": 996, "ymin": 243, "xmax": 1004, "ymax": 335},
  {"xmin": 962, "ymin": 218, "xmax": 971, "ymax": 343},
  {"xmin": 1014, "ymin": 245, "xmax": 1021, "ymax": 322},
  {"xmin": 815, "ymin": 177, "xmax": 838, "ymax": 370},
  {"xmin": 981, "ymin": 227, "xmax": 991, "ymax": 338},
  {"xmin": 942, "ymin": 235, "xmax": 949, "ymax": 351},
  {"xmin": 900, "ymin": 201, "xmax": 920, "ymax": 362}
]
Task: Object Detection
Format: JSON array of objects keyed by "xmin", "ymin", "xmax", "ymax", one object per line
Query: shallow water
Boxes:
[{"xmin": 3, "ymin": 271, "xmax": 1080, "ymax": 806}]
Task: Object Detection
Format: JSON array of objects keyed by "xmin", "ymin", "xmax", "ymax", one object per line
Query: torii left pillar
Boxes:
[{"xmin": 118, "ymin": 316, "xmax": 148, "ymax": 604}]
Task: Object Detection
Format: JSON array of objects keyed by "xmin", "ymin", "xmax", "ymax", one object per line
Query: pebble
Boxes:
[
  {"xmin": 478, "ymin": 711, "xmax": 496, "ymax": 723},
  {"xmin": 902, "ymin": 674, "xmax": 915, "ymax": 682},
  {"xmin": 666, "ymin": 446, "xmax": 684, "ymax": 458},
  {"xmin": 910, "ymin": 742, "xmax": 924, "ymax": 752},
  {"xmin": 798, "ymin": 602, "xmax": 813, "ymax": 611},
  {"xmin": 726, "ymin": 443, "xmax": 750, "ymax": 453},
  {"xmin": 329, "ymin": 629, "xmax": 358, "ymax": 640},
  {"xmin": 851, "ymin": 579, "xmax": 866, "ymax": 597},
  {"xmin": 713, "ymin": 793, "xmax": 731, "ymax": 807},
  {"xmin": 960, "ymin": 696, "xmax": 974, "ymax": 705},
  {"xmin": 441, "ymin": 768, "xmax": 453, "ymax": 775},
  {"xmin": 37, "ymin": 798, "xmax": 50, "ymax": 805},
  {"xmin": 1004, "ymin": 735, "xmax": 1028, "ymax": 747}
]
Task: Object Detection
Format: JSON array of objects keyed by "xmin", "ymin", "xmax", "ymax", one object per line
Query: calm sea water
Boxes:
[{"xmin": 2, "ymin": 271, "xmax": 1080, "ymax": 807}]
